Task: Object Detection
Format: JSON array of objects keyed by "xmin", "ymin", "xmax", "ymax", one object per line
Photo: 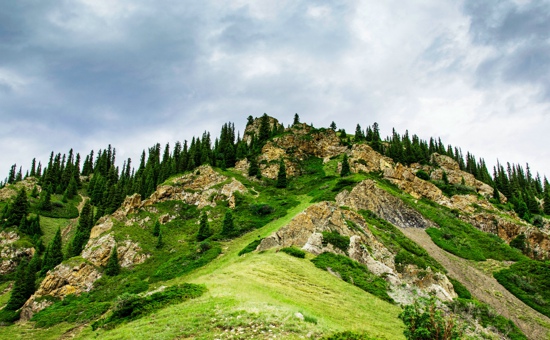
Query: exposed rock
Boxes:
[
  {"xmin": 336, "ymin": 180, "xmax": 435, "ymax": 229},
  {"xmin": 243, "ymin": 116, "xmax": 283, "ymax": 145},
  {"xmin": 82, "ymin": 233, "xmax": 148, "ymax": 268},
  {"xmin": 384, "ymin": 164, "xmax": 445, "ymax": 202},
  {"xmin": 0, "ymin": 177, "xmax": 41, "ymax": 201},
  {"xmin": 350, "ymin": 144, "xmax": 394, "ymax": 174},
  {"xmin": 272, "ymin": 124, "xmax": 347, "ymax": 160},
  {"xmin": 112, "ymin": 193, "xmax": 142, "ymax": 220},
  {"xmin": 20, "ymin": 260, "xmax": 101, "ymax": 321},
  {"xmin": 89, "ymin": 218, "xmax": 114, "ymax": 239},
  {"xmin": 0, "ymin": 231, "xmax": 34, "ymax": 275}
]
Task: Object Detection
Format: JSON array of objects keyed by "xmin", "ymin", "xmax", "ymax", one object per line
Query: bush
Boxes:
[
  {"xmin": 92, "ymin": 283, "xmax": 206, "ymax": 330},
  {"xmin": 322, "ymin": 231, "xmax": 350, "ymax": 253},
  {"xmin": 280, "ymin": 247, "xmax": 306, "ymax": 258},
  {"xmin": 151, "ymin": 245, "xmax": 222, "ymax": 282},
  {"xmin": 312, "ymin": 252, "xmax": 393, "ymax": 303},
  {"xmin": 415, "ymin": 170, "xmax": 430, "ymax": 181},
  {"xmin": 399, "ymin": 298, "xmax": 462, "ymax": 340},
  {"xmin": 238, "ymin": 239, "xmax": 263, "ymax": 256},
  {"xmin": 323, "ymin": 331, "xmax": 376, "ymax": 340},
  {"xmin": 448, "ymin": 278, "xmax": 471, "ymax": 300}
]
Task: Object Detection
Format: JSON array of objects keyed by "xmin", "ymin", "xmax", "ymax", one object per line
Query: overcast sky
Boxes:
[{"xmin": 1, "ymin": 0, "xmax": 549, "ymax": 181}]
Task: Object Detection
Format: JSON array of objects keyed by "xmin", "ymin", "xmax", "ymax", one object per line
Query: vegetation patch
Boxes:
[
  {"xmin": 323, "ymin": 331, "xmax": 377, "ymax": 340},
  {"xmin": 311, "ymin": 252, "xmax": 393, "ymax": 303},
  {"xmin": 448, "ymin": 278, "xmax": 472, "ymax": 300},
  {"xmin": 92, "ymin": 283, "xmax": 206, "ymax": 330},
  {"xmin": 238, "ymin": 238, "xmax": 263, "ymax": 256},
  {"xmin": 321, "ymin": 231, "xmax": 350, "ymax": 253},
  {"xmin": 32, "ymin": 295, "xmax": 111, "ymax": 327},
  {"xmin": 494, "ymin": 259, "xmax": 550, "ymax": 318},
  {"xmin": 151, "ymin": 244, "xmax": 222, "ymax": 283},
  {"xmin": 280, "ymin": 247, "xmax": 306, "ymax": 258},
  {"xmin": 359, "ymin": 210, "xmax": 445, "ymax": 273}
]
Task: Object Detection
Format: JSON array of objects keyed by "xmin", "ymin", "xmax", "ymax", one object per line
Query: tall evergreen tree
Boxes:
[
  {"xmin": 248, "ymin": 156, "xmax": 260, "ymax": 178},
  {"xmin": 41, "ymin": 228, "xmax": 63, "ymax": 275},
  {"xmin": 4, "ymin": 258, "xmax": 31, "ymax": 311},
  {"xmin": 152, "ymin": 219, "xmax": 161, "ymax": 237},
  {"xmin": 493, "ymin": 184, "xmax": 501, "ymax": 203},
  {"xmin": 68, "ymin": 201, "xmax": 93, "ymax": 257},
  {"xmin": 293, "ymin": 113, "xmax": 300, "ymax": 125},
  {"xmin": 6, "ymin": 188, "xmax": 29, "ymax": 227},
  {"xmin": 197, "ymin": 212, "xmax": 212, "ymax": 241},
  {"xmin": 105, "ymin": 245, "xmax": 120, "ymax": 276},
  {"xmin": 221, "ymin": 210, "xmax": 235, "ymax": 237},
  {"xmin": 341, "ymin": 154, "xmax": 351, "ymax": 177},
  {"xmin": 276, "ymin": 159, "xmax": 287, "ymax": 188},
  {"xmin": 259, "ymin": 113, "xmax": 271, "ymax": 143}
]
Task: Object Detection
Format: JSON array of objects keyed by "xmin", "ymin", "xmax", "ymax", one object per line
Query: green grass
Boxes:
[
  {"xmin": 0, "ymin": 281, "xmax": 12, "ymax": 308},
  {"xmin": 40, "ymin": 216, "xmax": 72, "ymax": 245},
  {"xmin": 494, "ymin": 260, "xmax": 550, "ymax": 318},
  {"xmin": 90, "ymin": 250, "xmax": 405, "ymax": 339}
]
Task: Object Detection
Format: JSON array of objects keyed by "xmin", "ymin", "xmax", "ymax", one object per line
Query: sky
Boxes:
[{"xmin": 1, "ymin": 0, "xmax": 550, "ymax": 180}]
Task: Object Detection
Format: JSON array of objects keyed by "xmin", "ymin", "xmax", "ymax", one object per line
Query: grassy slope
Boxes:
[{"xmin": 77, "ymin": 195, "xmax": 404, "ymax": 339}]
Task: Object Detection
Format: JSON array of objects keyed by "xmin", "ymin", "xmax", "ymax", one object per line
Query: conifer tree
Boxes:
[
  {"xmin": 544, "ymin": 183, "xmax": 550, "ymax": 215},
  {"xmin": 7, "ymin": 188, "xmax": 29, "ymax": 227},
  {"xmin": 276, "ymin": 159, "xmax": 287, "ymax": 188},
  {"xmin": 354, "ymin": 124, "xmax": 364, "ymax": 141},
  {"xmin": 152, "ymin": 220, "xmax": 161, "ymax": 237},
  {"xmin": 221, "ymin": 210, "xmax": 235, "ymax": 237},
  {"xmin": 248, "ymin": 156, "xmax": 260, "ymax": 178},
  {"xmin": 197, "ymin": 212, "xmax": 212, "ymax": 241},
  {"xmin": 41, "ymin": 228, "xmax": 63, "ymax": 275},
  {"xmin": 40, "ymin": 189, "xmax": 52, "ymax": 211},
  {"xmin": 156, "ymin": 230, "xmax": 164, "ymax": 249},
  {"xmin": 493, "ymin": 184, "xmax": 501, "ymax": 203},
  {"xmin": 341, "ymin": 154, "xmax": 351, "ymax": 177},
  {"xmin": 330, "ymin": 121, "xmax": 337, "ymax": 130},
  {"xmin": 4, "ymin": 258, "xmax": 30, "ymax": 311},
  {"xmin": 293, "ymin": 113, "xmax": 300, "ymax": 125},
  {"xmin": 68, "ymin": 201, "xmax": 93, "ymax": 257},
  {"xmin": 31, "ymin": 186, "xmax": 39, "ymax": 198},
  {"xmin": 259, "ymin": 113, "xmax": 270, "ymax": 143},
  {"xmin": 105, "ymin": 245, "xmax": 120, "ymax": 276}
]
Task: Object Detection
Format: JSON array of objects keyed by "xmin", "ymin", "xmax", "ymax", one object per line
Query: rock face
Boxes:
[
  {"xmin": 272, "ymin": 124, "xmax": 347, "ymax": 160},
  {"xmin": 20, "ymin": 260, "xmax": 101, "ymax": 321},
  {"xmin": 82, "ymin": 232, "xmax": 149, "ymax": 268},
  {"xmin": 384, "ymin": 164, "xmax": 445, "ymax": 202},
  {"xmin": 349, "ymin": 144, "xmax": 394, "ymax": 174},
  {"xmin": 243, "ymin": 116, "xmax": 284, "ymax": 145},
  {"xmin": 336, "ymin": 180, "xmax": 434, "ymax": 229},
  {"xmin": 0, "ymin": 231, "xmax": 34, "ymax": 275},
  {"xmin": 258, "ymin": 201, "xmax": 456, "ymax": 303}
]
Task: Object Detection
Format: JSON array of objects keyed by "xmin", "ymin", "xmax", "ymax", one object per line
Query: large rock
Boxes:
[
  {"xmin": 82, "ymin": 233, "xmax": 149, "ymax": 268},
  {"xmin": 0, "ymin": 231, "xmax": 34, "ymax": 275},
  {"xmin": 384, "ymin": 164, "xmax": 445, "ymax": 202},
  {"xmin": 0, "ymin": 177, "xmax": 41, "ymax": 202},
  {"xmin": 350, "ymin": 144, "xmax": 394, "ymax": 174},
  {"xmin": 20, "ymin": 260, "xmax": 101, "ymax": 320},
  {"xmin": 336, "ymin": 180, "xmax": 434, "ymax": 229},
  {"xmin": 243, "ymin": 116, "xmax": 284, "ymax": 145},
  {"xmin": 273, "ymin": 124, "xmax": 347, "ymax": 160}
]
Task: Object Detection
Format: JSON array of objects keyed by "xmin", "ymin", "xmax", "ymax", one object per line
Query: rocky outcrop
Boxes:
[
  {"xmin": 336, "ymin": 180, "xmax": 434, "ymax": 229},
  {"xmin": 82, "ymin": 233, "xmax": 149, "ymax": 268},
  {"xmin": 349, "ymin": 144, "xmax": 394, "ymax": 174},
  {"xmin": 243, "ymin": 116, "xmax": 284, "ymax": 145},
  {"xmin": 20, "ymin": 259, "xmax": 101, "ymax": 320},
  {"xmin": 0, "ymin": 231, "xmax": 34, "ymax": 275},
  {"xmin": 273, "ymin": 124, "xmax": 347, "ymax": 160},
  {"xmin": 258, "ymin": 201, "xmax": 456, "ymax": 303},
  {"xmin": 0, "ymin": 177, "xmax": 41, "ymax": 201},
  {"xmin": 384, "ymin": 164, "xmax": 445, "ymax": 202}
]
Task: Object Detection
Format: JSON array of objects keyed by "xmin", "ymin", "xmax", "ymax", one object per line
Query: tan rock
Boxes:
[
  {"xmin": 384, "ymin": 164, "xmax": 445, "ymax": 202},
  {"xmin": 243, "ymin": 116, "xmax": 283, "ymax": 145},
  {"xmin": 82, "ymin": 233, "xmax": 148, "ymax": 268},
  {"xmin": 350, "ymin": 144, "xmax": 394, "ymax": 173},
  {"xmin": 89, "ymin": 218, "xmax": 114, "ymax": 239},
  {"xmin": 0, "ymin": 177, "xmax": 41, "ymax": 202},
  {"xmin": 20, "ymin": 260, "xmax": 101, "ymax": 320},
  {"xmin": 0, "ymin": 231, "xmax": 34, "ymax": 275},
  {"xmin": 336, "ymin": 179, "xmax": 435, "ymax": 229}
]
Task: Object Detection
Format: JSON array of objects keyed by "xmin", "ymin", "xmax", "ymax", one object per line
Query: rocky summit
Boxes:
[{"xmin": 0, "ymin": 114, "xmax": 549, "ymax": 340}]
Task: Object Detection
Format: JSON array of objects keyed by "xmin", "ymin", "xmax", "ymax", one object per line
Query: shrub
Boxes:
[
  {"xmin": 415, "ymin": 170, "xmax": 430, "ymax": 181},
  {"xmin": 399, "ymin": 298, "xmax": 462, "ymax": 340},
  {"xmin": 448, "ymin": 278, "xmax": 471, "ymax": 300},
  {"xmin": 280, "ymin": 247, "xmax": 306, "ymax": 258},
  {"xmin": 323, "ymin": 331, "xmax": 376, "ymax": 340},
  {"xmin": 238, "ymin": 238, "xmax": 263, "ymax": 256},
  {"xmin": 312, "ymin": 252, "xmax": 393, "ymax": 303},
  {"xmin": 322, "ymin": 231, "xmax": 350, "ymax": 253}
]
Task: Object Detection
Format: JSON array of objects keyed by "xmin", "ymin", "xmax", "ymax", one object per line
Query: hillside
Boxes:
[{"xmin": 1, "ymin": 115, "xmax": 550, "ymax": 339}]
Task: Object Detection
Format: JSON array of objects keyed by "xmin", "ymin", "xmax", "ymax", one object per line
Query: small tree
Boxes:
[
  {"xmin": 221, "ymin": 210, "xmax": 235, "ymax": 237},
  {"xmin": 492, "ymin": 184, "xmax": 501, "ymax": 203},
  {"xmin": 7, "ymin": 188, "xmax": 29, "ymax": 227},
  {"xmin": 105, "ymin": 245, "xmax": 120, "ymax": 276},
  {"xmin": 156, "ymin": 230, "xmax": 164, "ymax": 249},
  {"xmin": 341, "ymin": 154, "xmax": 351, "ymax": 177},
  {"xmin": 40, "ymin": 190, "xmax": 52, "ymax": 211},
  {"xmin": 248, "ymin": 156, "xmax": 260, "ymax": 178},
  {"xmin": 276, "ymin": 159, "xmax": 287, "ymax": 188},
  {"xmin": 330, "ymin": 121, "xmax": 337, "ymax": 130},
  {"xmin": 5, "ymin": 259, "xmax": 30, "ymax": 311},
  {"xmin": 293, "ymin": 113, "xmax": 300, "ymax": 125},
  {"xmin": 152, "ymin": 220, "xmax": 161, "ymax": 237},
  {"xmin": 197, "ymin": 212, "xmax": 212, "ymax": 241},
  {"xmin": 41, "ymin": 228, "xmax": 63, "ymax": 276}
]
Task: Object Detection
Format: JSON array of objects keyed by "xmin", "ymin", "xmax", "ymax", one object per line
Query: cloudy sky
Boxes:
[{"xmin": 1, "ymin": 0, "xmax": 549, "ymax": 180}]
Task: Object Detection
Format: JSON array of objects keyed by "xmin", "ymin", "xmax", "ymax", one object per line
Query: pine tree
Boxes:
[
  {"xmin": 156, "ymin": 230, "xmax": 164, "ymax": 249},
  {"xmin": 105, "ymin": 245, "xmax": 120, "ymax": 276},
  {"xmin": 197, "ymin": 212, "xmax": 212, "ymax": 241},
  {"xmin": 293, "ymin": 113, "xmax": 300, "ymax": 125},
  {"xmin": 152, "ymin": 220, "xmax": 161, "ymax": 237},
  {"xmin": 354, "ymin": 124, "xmax": 364, "ymax": 141},
  {"xmin": 330, "ymin": 121, "xmax": 337, "ymax": 130},
  {"xmin": 221, "ymin": 210, "xmax": 235, "ymax": 237},
  {"xmin": 248, "ymin": 156, "xmax": 260, "ymax": 178},
  {"xmin": 276, "ymin": 159, "xmax": 287, "ymax": 188},
  {"xmin": 68, "ymin": 201, "xmax": 93, "ymax": 257},
  {"xmin": 493, "ymin": 184, "xmax": 501, "ymax": 203},
  {"xmin": 7, "ymin": 188, "xmax": 29, "ymax": 227},
  {"xmin": 30, "ymin": 186, "xmax": 39, "ymax": 198},
  {"xmin": 41, "ymin": 228, "xmax": 63, "ymax": 275},
  {"xmin": 259, "ymin": 113, "xmax": 270, "ymax": 143},
  {"xmin": 40, "ymin": 189, "xmax": 52, "ymax": 211},
  {"xmin": 5, "ymin": 258, "xmax": 33, "ymax": 311},
  {"xmin": 341, "ymin": 154, "xmax": 351, "ymax": 177}
]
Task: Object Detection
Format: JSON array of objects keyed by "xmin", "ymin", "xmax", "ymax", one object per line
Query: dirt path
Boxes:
[
  {"xmin": 400, "ymin": 227, "xmax": 550, "ymax": 340},
  {"xmin": 61, "ymin": 195, "xmax": 87, "ymax": 240}
]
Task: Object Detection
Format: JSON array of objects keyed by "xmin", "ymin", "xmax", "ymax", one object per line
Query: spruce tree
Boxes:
[
  {"xmin": 5, "ymin": 258, "xmax": 31, "ymax": 311},
  {"xmin": 156, "ymin": 230, "xmax": 164, "ymax": 249},
  {"xmin": 41, "ymin": 228, "xmax": 63, "ymax": 275},
  {"xmin": 341, "ymin": 154, "xmax": 351, "ymax": 177},
  {"xmin": 152, "ymin": 219, "xmax": 161, "ymax": 237},
  {"xmin": 105, "ymin": 245, "xmax": 120, "ymax": 276},
  {"xmin": 330, "ymin": 121, "xmax": 337, "ymax": 130},
  {"xmin": 7, "ymin": 188, "xmax": 29, "ymax": 227},
  {"xmin": 276, "ymin": 159, "xmax": 287, "ymax": 188},
  {"xmin": 40, "ymin": 189, "xmax": 52, "ymax": 211},
  {"xmin": 197, "ymin": 212, "xmax": 212, "ymax": 241},
  {"xmin": 248, "ymin": 156, "xmax": 260, "ymax": 178},
  {"xmin": 221, "ymin": 210, "xmax": 235, "ymax": 237},
  {"xmin": 259, "ymin": 113, "xmax": 270, "ymax": 143},
  {"xmin": 293, "ymin": 113, "xmax": 300, "ymax": 125},
  {"xmin": 69, "ymin": 201, "xmax": 93, "ymax": 257},
  {"xmin": 493, "ymin": 184, "xmax": 501, "ymax": 203},
  {"xmin": 544, "ymin": 188, "xmax": 550, "ymax": 215}
]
